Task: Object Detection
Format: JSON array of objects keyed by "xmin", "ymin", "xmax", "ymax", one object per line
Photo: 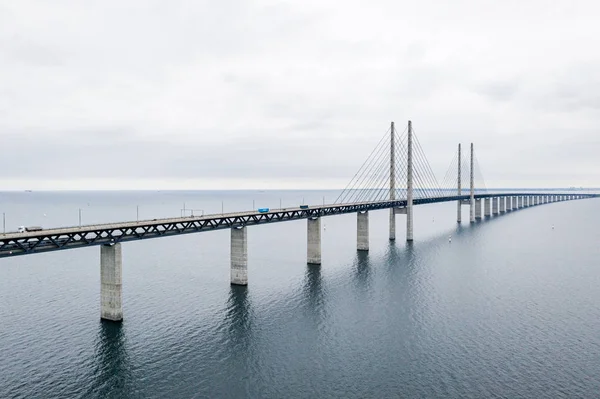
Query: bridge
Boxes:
[{"xmin": 1, "ymin": 121, "xmax": 596, "ymax": 321}]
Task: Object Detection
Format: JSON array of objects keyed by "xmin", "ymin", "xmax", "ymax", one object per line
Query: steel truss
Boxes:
[{"xmin": 0, "ymin": 194, "xmax": 595, "ymax": 258}]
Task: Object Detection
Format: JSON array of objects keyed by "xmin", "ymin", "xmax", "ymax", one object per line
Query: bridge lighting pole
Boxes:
[
  {"xmin": 389, "ymin": 121, "xmax": 396, "ymax": 240},
  {"xmin": 457, "ymin": 143, "xmax": 461, "ymax": 223},
  {"xmin": 79, "ymin": 208, "xmax": 82, "ymax": 227},
  {"xmin": 2, "ymin": 212, "xmax": 5, "ymax": 234},
  {"xmin": 406, "ymin": 120, "xmax": 414, "ymax": 241},
  {"xmin": 470, "ymin": 143, "xmax": 475, "ymax": 223}
]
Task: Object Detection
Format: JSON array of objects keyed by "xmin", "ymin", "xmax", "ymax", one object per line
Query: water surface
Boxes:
[{"xmin": 1, "ymin": 191, "xmax": 599, "ymax": 398}]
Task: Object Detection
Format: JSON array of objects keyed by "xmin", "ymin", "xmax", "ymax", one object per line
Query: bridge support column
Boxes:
[
  {"xmin": 500, "ymin": 197, "xmax": 505, "ymax": 213},
  {"xmin": 474, "ymin": 199, "xmax": 481, "ymax": 219},
  {"xmin": 231, "ymin": 226, "xmax": 248, "ymax": 285},
  {"xmin": 507, "ymin": 196, "xmax": 513, "ymax": 211},
  {"xmin": 518, "ymin": 196, "xmax": 523, "ymax": 208},
  {"xmin": 492, "ymin": 197, "xmax": 499, "ymax": 215},
  {"xmin": 307, "ymin": 217, "xmax": 321, "ymax": 265},
  {"xmin": 484, "ymin": 198, "xmax": 491, "ymax": 217},
  {"xmin": 389, "ymin": 209, "xmax": 395, "ymax": 241},
  {"xmin": 357, "ymin": 211, "xmax": 369, "ymax": 251},
  {"xmin": 101, "ymin": 243, "xmax": 123, "ymax": 322}
]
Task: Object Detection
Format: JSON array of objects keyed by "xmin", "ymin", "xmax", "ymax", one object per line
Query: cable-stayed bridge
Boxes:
[{"xmin": 1, "ymin": 121, "xmax": 597, "ymax": 321}]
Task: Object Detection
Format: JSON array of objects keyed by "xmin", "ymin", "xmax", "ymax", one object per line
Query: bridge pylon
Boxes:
[
  {"xmin": 457, "ymin": 143, "xmax": 462, "ymax": 223},
  {"xmin": 470, "ymin": 143, "xmax": 475, "ymax": 223},
  {"xmin": 389, "ymin": 121, "xmax": 396, "ymax": 241}
]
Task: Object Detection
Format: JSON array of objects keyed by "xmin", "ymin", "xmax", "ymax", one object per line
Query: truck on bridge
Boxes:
[{"xmin": 17, "ymin": 226, "xmax": 43, "ymax": 233}]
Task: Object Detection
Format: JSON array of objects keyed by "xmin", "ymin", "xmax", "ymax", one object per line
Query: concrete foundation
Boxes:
[
  {"xmin": 307, "ymin": 217, "xmax": 321, "ymax": 265},
  {"xmin": 484, "ymin": 198, "xmax": 491, "ymax": 217},
  {"xmin": 475, "ymin": 199, "xmax": 482, "ymax": 219},
  {"xmin": 492, "ymin": 197, "xmax": 499, "ymax": 215},
  {"xmin": 101, "ymin": 243, "xmax": 123, "ymax": 321},
  {"xmin": 357, "ymin": 211, "xmax": 369, "ymax": 251},
  {"xmin": 231, "ymin": 226, "xmax": 248, "ymax": 285},
  {"xmin": 457, "ymin": 201, "xmax": 461, "ymax": 223}
]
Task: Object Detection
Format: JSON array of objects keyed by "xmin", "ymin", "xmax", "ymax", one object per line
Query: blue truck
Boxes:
[{"xmin": 258, "ymin": 208, "xmax": 269, "ymax": 213}]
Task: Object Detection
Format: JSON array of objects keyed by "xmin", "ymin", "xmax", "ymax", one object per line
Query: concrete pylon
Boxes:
[
  {"xmin": 457, "ymin": 143, "xmax": 462, "ymax": 223},
  {"xmin": 231, "ymin": 226, "xmax": 248, "ymax": 285},
  {"xmin": 389, "ymin": 121, "xmax": 396, "ymax": 241},
  {"xmin": 492, "ymin": 197, "xmax": 499, "ymax": 215},
  {"xmin": 470, "ymin": 143, "xmax": 475, "ymax": 223},
  {"xmin": 406, "ymin": 121, "xmax": 414, "ymax": 241},
  {"xmin": 357, "ymin": 211, "xmax": 369, "ymax": 251},
  {"xmin": 101, "ymin": 243, "xmax": 123, "ymax": 321},
  {"xmin": 307, "ymin": 217, "xmax": 321, "ymax": 265}
]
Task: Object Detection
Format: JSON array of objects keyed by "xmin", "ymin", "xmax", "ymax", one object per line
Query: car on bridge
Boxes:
[{"xmin": 17, "ymin": 226, "xmax": 43, "ymax": 233}]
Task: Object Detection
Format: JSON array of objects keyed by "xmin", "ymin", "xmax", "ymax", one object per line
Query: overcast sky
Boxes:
[{"xmin": 1, "ymin": 0, "xmax": 599, "ymax": 190}]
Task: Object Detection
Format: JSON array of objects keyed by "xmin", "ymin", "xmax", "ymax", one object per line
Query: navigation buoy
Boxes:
[
  {"xmin": 449, "ymin": 235, "xmax": 452, "ymax": 242},
  {"xmin": 552, "ymin": 224, "xmax": 554, "ymax": 229}
]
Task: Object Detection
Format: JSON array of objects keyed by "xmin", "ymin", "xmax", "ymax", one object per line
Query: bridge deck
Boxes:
[{"xmin": 0, "ymin": 193, "xmax": 594, "ymax": 258}]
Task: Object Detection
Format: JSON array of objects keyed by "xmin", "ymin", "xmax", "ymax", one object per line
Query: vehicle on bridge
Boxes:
[
  {"xmin": 258, "ymin": 208, "xmax": 269, "ymax": 213},
  {"xmin": 17, "ymin": 226, "xmax": 43, "ymax": 233},
  {"xmin": 300, "ymin": 205, "xmax": 309, "ymax": 209}
]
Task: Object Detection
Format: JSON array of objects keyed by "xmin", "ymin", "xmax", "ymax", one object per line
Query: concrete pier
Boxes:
[
  {"xmin": 506, "ymin": 196, "xmax": 512, "ymax": 211},
  {"xmin": 231, "ymin": 226, "xmax": 248, "ymax": 285},
  {"xmin": 101, "ymin": 243, "xmax": 123, "ymax": 321},
  {"xmin": 389, "ymin": 209, "xmax": 395, "ymax": 241},
  {"xmin": 484, "ymin": 198, "xmax": 491, "ymax": 217},
  {"xmin": 357, "ymin": 211, "xmax": 369, "ymax": 251},
  {"xmin": 492, "ymin": 197, "xmax": 499, "ymax": 215},
  {"xmin": 518, "ymin": 196, "xmax": 523, "ymax": 208},
  {"xmin": 475, "ymin": 199, "xmax": 482, "ymax": 219},
  {"xmin": 307, "ymin": 217, "xmax": 321, "ymax": 265}
]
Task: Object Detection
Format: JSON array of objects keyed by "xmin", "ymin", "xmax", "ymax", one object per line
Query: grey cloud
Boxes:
[
  {"xmin": 474, "ymin": 80, "xmax": 520, "ymax": 102},
  {"xmin": 1, "ymin": 0, "xmax": 600, "ymax": 189}
]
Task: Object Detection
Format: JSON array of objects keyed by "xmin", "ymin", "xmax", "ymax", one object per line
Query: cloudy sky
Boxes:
[{"xmin": 1, "ymin": 0, "xmax": 599, "ymax": 190}]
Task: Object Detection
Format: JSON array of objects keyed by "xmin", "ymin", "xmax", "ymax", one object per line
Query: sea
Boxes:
[{"xmin": 1, "ymin": 190, "xmax": 599, "ymax": 398}]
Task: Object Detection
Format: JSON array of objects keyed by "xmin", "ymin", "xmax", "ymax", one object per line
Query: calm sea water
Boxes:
[{"xmin": 1, "ymin": 190, "xmax": 600, "ymax": 398}]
